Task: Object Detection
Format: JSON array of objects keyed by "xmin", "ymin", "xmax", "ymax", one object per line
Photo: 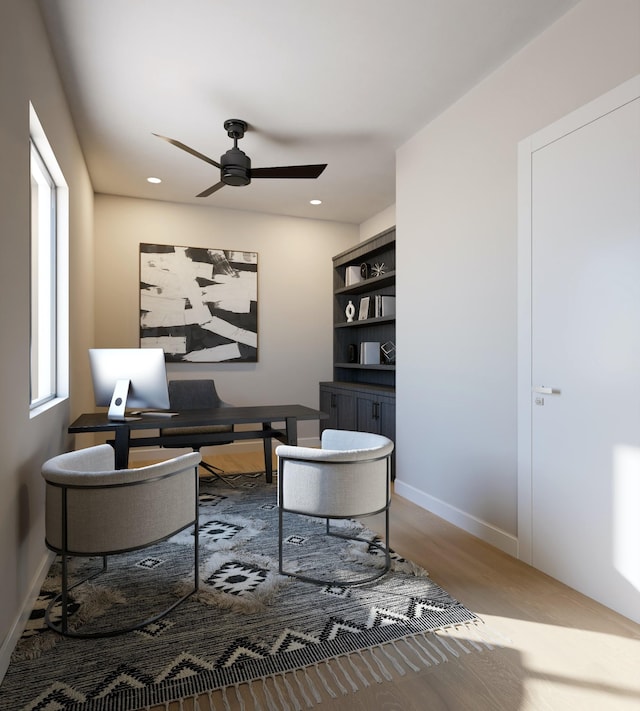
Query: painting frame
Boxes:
[{"xmin": 139, "ymin": 243, "xmax": 258, "ymax": 363}]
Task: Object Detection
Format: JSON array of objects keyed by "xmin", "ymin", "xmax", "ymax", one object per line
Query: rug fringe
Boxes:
[
  {"xmin": 190, "ymin": 622, "xmax": 495, "ymax": 711},
  {"xmin": 357, "ymin": 648, "xmax": 384, "ymax": 683},
  {"xmin": 326, "ymin": 659, "xmax": 349, "ymax": 695},
  {"xmin": 248, "ymin": 679, "xmax": 264, "ymax": 711},
  {"xmin": 314, "ymin": 661, "xmax": 337, "ymax": 698},
  {"xmin": 473, "ymin": 618, "xmax": 512, "ymax": 647},
  {"xmin": 379, "ymin": 642, "xmax": 407, "ymax": 675},
  {"xmin": 435, "ymin": 630, "xmax": 460, "ymax": 657},
  {"xmin": 272, "ymin": 673, "xmax": 293, "ymax": 709},
  {"xmin": 282, "ymin": 670, "xmax": 303, "ymax": 710},
  {"xmin": 369, "ymin": 646, "xmax": 394, "ymax": 680},
  {"xmin": 292, "ymin": 668, "xmax": 314, "ymax": 708},
  {"xmin": 207, "ymin": 689, "xmax": 216, "ymax": 711},
  {"xmin": 302, "ymin": 665, "xmax": 323, "ymax": 703},
  {"xmin": 347, "ymin": 653, "xmax": 370, "ymax": 688},
  {"xmin": 261, "ymin": 676, "xmax": 280, "ymax": 711}
]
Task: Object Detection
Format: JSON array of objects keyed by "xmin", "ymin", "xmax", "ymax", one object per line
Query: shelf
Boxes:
[
  {"xmin": 335, "ymin": 316, "xmax": 394, "ymax": 328},
  {"xmin": 336, "ymin": 271, "xmax": 395, "ymax": 296},
  {"xmin": 321, "ymin": 380, "xmax": 395, "ymax": 395},
  {"xmin": 335, "ymin": 363, "xmax": 395, "ymax": 371}
]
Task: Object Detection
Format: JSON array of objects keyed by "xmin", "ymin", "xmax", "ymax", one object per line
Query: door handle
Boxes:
[{"xmin": 533, "ymin": 386, "xmax": 561, "ymax": 395}]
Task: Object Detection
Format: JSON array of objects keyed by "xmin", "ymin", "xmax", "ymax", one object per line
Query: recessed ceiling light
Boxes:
[
  {"xmin": 310, "ymin": 199, "xmax": 322, "ymax": 205},
  {"xmin": 147, "ymin": 177, "xmax": 162, "ymax": 184}
]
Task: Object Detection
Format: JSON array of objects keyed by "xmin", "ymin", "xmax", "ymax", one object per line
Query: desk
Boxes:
[{"xmin": 68, "ymin": 405, "xmax": 326, "ymax": 483}]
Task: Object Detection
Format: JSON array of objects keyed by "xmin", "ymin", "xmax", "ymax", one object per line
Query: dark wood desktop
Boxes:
[{"xmin": 68, "ymin": 404, "xmax": 327, "ymax": 483}]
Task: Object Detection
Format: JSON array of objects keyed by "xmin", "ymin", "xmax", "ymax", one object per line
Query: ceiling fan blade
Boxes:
[
  {"xmin": 153, "ymin": 133, "xmax": 221, "ymax": 169},
  {"xmin": 251, "ymin": 164, "xmax": 327, "ymax": 179},
  {"xmin": 197, "ymin": 181, "xmax": 226, "ymax": 198}
]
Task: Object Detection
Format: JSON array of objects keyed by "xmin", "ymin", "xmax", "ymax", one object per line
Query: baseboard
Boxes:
[
  {"xmin": 128, "ymin": 436, "xmax": 321, "ymax": 463},
  {"xmin": 0, "ymin": 549, "xmax": 55, "ymax": 684},
  {"xmin": 393, "ymin": 479, "xmax": 519, "ymax": 558}
]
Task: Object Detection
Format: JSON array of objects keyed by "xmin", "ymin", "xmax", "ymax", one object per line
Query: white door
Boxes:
[{"xmin": 518, "ymin": 77, "xmax": 640, "ymax": 623}]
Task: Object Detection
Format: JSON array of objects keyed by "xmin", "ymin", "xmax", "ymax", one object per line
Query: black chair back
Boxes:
[{"xmin": 168, "ymin": 379, "xmax": 225, "ymax": 410}]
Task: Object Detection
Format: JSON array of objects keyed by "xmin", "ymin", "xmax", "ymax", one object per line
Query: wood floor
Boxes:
[{"xmin": 154, "ymin": 451, "xmax": 640, "ymax": 711}]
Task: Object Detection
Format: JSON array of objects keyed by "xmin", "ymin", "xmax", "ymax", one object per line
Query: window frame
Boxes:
[
  {"xmin": 29, "ymin": 103, "xmax": 69, "ymax": 417},
  {"xmin": 30, "ymin": 139, "xmax": 57, "ymax": 408}
]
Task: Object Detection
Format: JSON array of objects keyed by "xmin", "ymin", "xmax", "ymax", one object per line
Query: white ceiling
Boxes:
[{"xmin": 38, "ymin": 0, "xmax": 579, "ymax": 224}]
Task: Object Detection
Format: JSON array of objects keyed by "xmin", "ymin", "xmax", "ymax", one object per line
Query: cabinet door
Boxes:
[
  {"xmin": 379, "ymin": 398, "xmax": 395, "ymax": 443},
  {"xmin": 336, "ymin": 392, "xmax": 357, "ymax": 430},
  {"xmin": 319, "ymin": 387, "xmax": 337, "ymax": 431},
  {"xmin": 357, "ymin": 395, "xmax": 395, "ymax": 439},
  {"xmin": 320, "ymin": 386, "xmax": 356, "ymax": 432},
  {"xmin": 356, "ymin": 394, "xmax": 379, "ymax": 434}
]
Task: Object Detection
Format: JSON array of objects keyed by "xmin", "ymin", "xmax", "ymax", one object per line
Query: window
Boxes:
[
  {"xmin": 30, "ymin": 141, "xmax": 56, "ymax": 406},
  {"xmin": 29, "ymin": 104, "xmax": 69, "ymax": 414}
]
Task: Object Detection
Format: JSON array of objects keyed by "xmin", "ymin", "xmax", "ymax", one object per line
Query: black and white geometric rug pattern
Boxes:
[{"xmin": 1, "ymin": 474, "xmax": 488, "ymax": 711}]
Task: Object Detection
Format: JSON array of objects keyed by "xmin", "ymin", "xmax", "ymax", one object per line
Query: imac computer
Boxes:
[{"xmin": 89, "ymin": 348, "xmax": 171, "ymax": 421}]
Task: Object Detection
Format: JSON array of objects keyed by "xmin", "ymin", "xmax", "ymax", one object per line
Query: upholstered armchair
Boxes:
[
  {"xmin": 276, "ymin": 429, "xmax": 394, "ymax": 586},
  {"xmin": 41, "ymin": 444, "xmax": 201, "ymax": 637}
]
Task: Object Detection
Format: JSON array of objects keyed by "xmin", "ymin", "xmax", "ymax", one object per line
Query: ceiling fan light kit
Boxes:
[
  {"xmin": 156, "ymin": 118, "xmax": 327, "ymax": 198},
  {"xmin": 221, "ymin": 147, "xmax": 251, "ymax": 186}
]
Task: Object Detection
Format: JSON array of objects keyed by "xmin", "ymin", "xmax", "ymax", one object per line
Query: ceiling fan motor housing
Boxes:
[{"xmin": 221, "ymin": 147, "xmax": 251, "ymax": 186}]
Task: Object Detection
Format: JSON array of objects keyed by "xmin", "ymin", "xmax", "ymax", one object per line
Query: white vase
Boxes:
[{"xmin": 345, "ymin": 300, "xmax": 355, "ymax": 322}]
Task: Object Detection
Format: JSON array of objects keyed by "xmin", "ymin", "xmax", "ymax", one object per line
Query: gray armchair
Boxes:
[
  {"xmin": 41, "ymin": 444, "xmax": 201, "ymax": 637},
  {"xmin": 276, "ymin": 429, "xmax": 394, "ymax": 587}
]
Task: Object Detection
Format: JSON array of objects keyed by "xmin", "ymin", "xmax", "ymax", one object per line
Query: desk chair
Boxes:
[{"xmin": 161, "ymin": 379, "xmax": 236, "ymax": 485}]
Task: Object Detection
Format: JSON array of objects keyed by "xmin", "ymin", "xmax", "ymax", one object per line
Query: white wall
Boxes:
[
  {"xmin": 396, "ymin": 0, "xmax": 640, "ymax": 554},
  {"xmin": 93, "ymin": 195, "xmax": 357, "ymax": 446},
  {"xmin": 0, "ymin": 0, "xmax": 95, "ymax": 674},
  {"xmin": 359, "ymin": 204, "xmax": 396, "ymax": 242}
]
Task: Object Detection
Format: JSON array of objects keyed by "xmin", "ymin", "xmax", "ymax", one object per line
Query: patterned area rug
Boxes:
[{"xmin": 1, "ymin": 474, "xmax": 493, "ymax": 711}]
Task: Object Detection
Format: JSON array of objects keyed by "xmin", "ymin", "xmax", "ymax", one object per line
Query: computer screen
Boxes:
[{"xmin": 88, "ymin": 348, "xmax": 170, "ymax": 420}]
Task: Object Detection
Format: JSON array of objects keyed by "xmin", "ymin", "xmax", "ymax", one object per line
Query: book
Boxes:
[
  {"xmin": 374, "ymin": 295, "xmax": 395, "ymax": 318},
  {"xmin": 345, "ymin": 266, "xmax": 362, "ymax": 286},
  {"xmin": 360, "ymin": 341, "xmax": 381, "ymax": 365}
]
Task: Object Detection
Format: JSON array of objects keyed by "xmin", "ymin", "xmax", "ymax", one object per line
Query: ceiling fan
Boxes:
[{"xmin": 154, "ymin": 119, "xmax": 327, "ymax": 197}]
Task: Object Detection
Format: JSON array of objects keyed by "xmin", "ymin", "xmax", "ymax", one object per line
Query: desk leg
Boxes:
[
  {"xmin": 285, "ymin": 416, "xmax": 298, "ymax": 445},
  {"xmin": 262, "ymin": 423, "xmax": 273, "ymax": 483},
  {"xmin": 113, "ymin": 428, "xmax": 131, "ymax": 469}
]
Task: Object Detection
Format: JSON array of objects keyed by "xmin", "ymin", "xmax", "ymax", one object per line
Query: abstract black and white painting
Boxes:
[{"xmin": 140, "ymin": 243, "xmax": 258, "ymax": 362}]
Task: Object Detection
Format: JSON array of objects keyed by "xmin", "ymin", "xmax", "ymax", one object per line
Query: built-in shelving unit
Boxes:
[
  {"xmin": 331, "ymin": 226, "xmax": 396, "ymax": 387},
  {"xmin": 319, "ymin": 226, "xmax": 396, "ymax": 473}
]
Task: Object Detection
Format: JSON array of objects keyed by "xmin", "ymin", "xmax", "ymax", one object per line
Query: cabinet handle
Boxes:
[
  {"xmin": 372, "ymin": 402, "xmax": 380, "ymax": 419},
  {"xmin": 331, "ymin": 393, "xmax": 336, "ymax": 408}
]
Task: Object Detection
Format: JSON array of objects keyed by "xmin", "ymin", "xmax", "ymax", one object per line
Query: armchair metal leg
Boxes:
[
  {"xmin": 278, "ymin": 509, "xmax": 391, "ymax": 587},
  {"xmin": 49, "ymin": 554, "xmax": 108, "ymax": 635},
  {"xmin": 45, "ymin": 521, "xmax": 200, "ymax": 638}
]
